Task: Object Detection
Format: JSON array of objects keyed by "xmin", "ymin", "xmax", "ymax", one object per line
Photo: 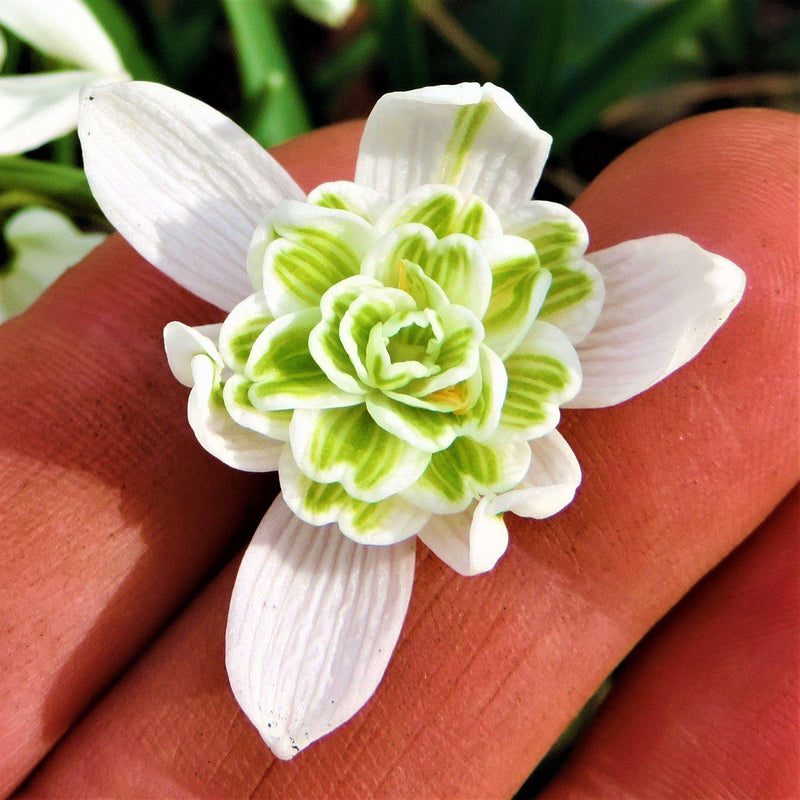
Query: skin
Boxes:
[
  {"xmin": 541, "ymin": 487, "xmax": 799, "ymax": 800},
  {"xmin": 2, "ymin": 109, "xmax": 798, "ymax": 798}
]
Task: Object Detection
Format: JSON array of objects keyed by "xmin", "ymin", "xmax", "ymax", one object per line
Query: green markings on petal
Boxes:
[
  {"xmin": 223, "ymin": 374, "xmax": 292, "ymax": 441},
  {"xmin": 366, "ymin": 390, "xmax": 460, "ymax": 453},
  {"xmin": 540, "ymin": 259, "xmax": 598, "ymax": 317},
  {"xmin": 440, "ymin": 101, "xmax": 492, "ymax": 186},
  {"xmin": 280, "ymin": 448, "xmax": 430, "ymax": 544},
  {"xmin": 418, "ymin": 234, "xmax": 492, "ymax": 319},
  {"xmin": 290, "ymin": 405, "xmax": 430, "ymax": 502},
  {"xmin": 499, "ymin": 321, "xmax": 582, "ymax": 440},
  {"xmin": 263, "ymin": 200, "xmax": 376, "ymax": 317},
  {"xmin": 500, "ymin": 202, "xmax": 602, "ymax": 334},
  {"xmin": 375, "ymin": 185, "xmax": 502, "ymax": 241},
  {"xmin": 246, "ymin": 308, "xmax": 361, "ymax": 410},
  {"xmin": 339, "ymin": 287, "xmax": 417, "ymax": 387},
  {"xmin": 458, "ymin": 345, "xmax": 508, "ymax": 443},
  {"xmin": 403, "ymin": 304, "xmax": 484, "ymax": 397},
  {"xmin": 306, "ymin": 181, "xmax": 387, "ymax": 224},
  {"xmin": 482, "ymin": 236, "xmax": 551, "ymax": 359},
  {"xmin": 218, "ymin": 292, "xmax": 274, "ymax": 373},
  {"xmin": 403, "ymin": 436, "xmax": 532, "ymax": 514},
  {"xmin": 309, "ymin": 275, "xmax": 381, "ymax": 395}
]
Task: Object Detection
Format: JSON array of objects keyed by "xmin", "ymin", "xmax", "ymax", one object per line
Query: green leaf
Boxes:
[
  {"xmin": 0, "ymin": 157, "xmax": 104, "ymax": 225},
  {"xmin": 81, "ymin": 0, "xmax": 163, "ymax": 80},
  {"xmin": 548, "ymin": 0, "xmax": 718, "ymax": 150},
  {"xmin": 220, "ymin": 0, "xmax": 311, "ymax": 147}
]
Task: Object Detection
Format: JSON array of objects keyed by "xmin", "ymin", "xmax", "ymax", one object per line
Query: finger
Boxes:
[
  {"xmin": 542, "ymin": 486, "xmax": 799, "ymax": 800},
  {"xmin": 0, "ymin": 122, "xmax": 362, "ymax": 795},
  {"xmin": 17, "ymin": 108, "xmax": 799, "ymax": 799}
]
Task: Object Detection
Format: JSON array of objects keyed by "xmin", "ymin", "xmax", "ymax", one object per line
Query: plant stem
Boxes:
[{"xmin": 221, "ymin": 0, "xmax": 311, "ymax": 147}]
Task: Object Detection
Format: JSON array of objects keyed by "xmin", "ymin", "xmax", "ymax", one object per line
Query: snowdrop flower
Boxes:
[
  {"xmin": 78, "ymin": 81, "xmax": 745, "ymax": 759},
  {"xmin": 292, "ymin": 0, "xmax": 356, "ymax": 28},
  {"xmin": 0, "ymin": 206, "xmax": 105, "ymax": 320},
  {"xmin": 0, "ymin": 0, "xmax": 128, "ymax": 154}
]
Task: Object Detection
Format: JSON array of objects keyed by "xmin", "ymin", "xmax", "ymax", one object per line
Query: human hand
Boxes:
[{"xmin": 2, "ymin": 108, "xmax": 797, "ymax": 798}]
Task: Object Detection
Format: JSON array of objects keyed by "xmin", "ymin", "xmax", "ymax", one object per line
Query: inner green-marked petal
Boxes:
[
  {"xmin": 403, "ymin": 436, "xmax": 531, "ymax": 514},
  {"xmin": 499, "ymin": 320, "xmax": 582, "ymax": 440},
  {"xmin": 246, "ymin": 308, "xmax": 361, "ymax": 410},
  {"xmin": 218, "ymin": 292, "xmax": 273, "ymax": 374},
  {"xmin": 290, "ymin": 405, "xmax": 430, "ymax": 502}
]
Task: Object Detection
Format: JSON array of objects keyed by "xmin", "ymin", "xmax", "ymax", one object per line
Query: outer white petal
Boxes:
[
  {"xmin": 568, "ymin": 235, "xmax": 746, "ymax": 408},
  {"xmin": 187, "ymin": 354, "xmax": 281, "ymax": 471},
  {"xmin": 226, "ymin": 494, "xmax": 416, "ymax": 759},
  {"xmin": 418, "ymin": 496, "xmax": 508, "ymax": 576},
  {"xmin": 355, "ymin": 83, "xmax": 552, "ymax": 209},
  {"xmin": 0, "ymin": 71, "xmax": 105, "ymax": 155},
  {"xmin": 488, "ymin": 431, "xmax": 581, "ymax": 518},
  {"xmin": 0, "ymin": 0, "xmax": 124, "ymax": 73},
  {"xmin": 78, "ymin": 81, "xmax": 304, "ymax": 311}
]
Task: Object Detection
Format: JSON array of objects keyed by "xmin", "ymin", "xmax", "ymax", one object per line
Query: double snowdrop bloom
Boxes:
[
  {"xmin": 0, "ymin": 206, "xmax": 105, "ymax": 321},
  {"xmin": 0, "ymin": 0, "xmax": 127, "ymax": 154},
  {"xmin": 78, "ymin": 81, "xmax": 745, "ymax": 759}
]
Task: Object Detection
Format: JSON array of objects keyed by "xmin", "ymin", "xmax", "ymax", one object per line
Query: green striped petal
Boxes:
[
  {"xmin": 308, "ymin": 275, "xmax": 381, "ymax": 395},
  {"xmin": 339, "ymin": 287, "xmax": 417, "ymax": 387},
  {"xmin": 355, "ymin": 83, "xmax": 552, "ymax": 209},
  {"xmin": 223, "ymin": 374, "xmax": 292, "ymax": 441},
  {"xmin": 539, "ymin": 258, "xmax": 605, "ymax": 345},
  {"xmin": 187, "ymin": 354, "xmax": 282, "ymax": 472},
  {"xmin": 501, "ymin": 202, "xmax": 604, "ymax": 343},
  {"xmin": 306, "ymin": 180, "xmax": 387, "ymax": 224},
  {"xmin": 366, "ymin": 390, "xmax": 460, "ymax": 453},
  {"xmin": 263, "ymin": 200, "xmax": 376, "ymax": 318},
  {"xmin": 244, "ymin": 219, "xmax": 274, "ymax": 292},
  {"xmin": 499, "ymin": 321, "xmax": 582, "ymax": 440},
  {"xmin": 246, "ymin": 308, "xmax": 361, "ymax": 410},
  {"xmin": 481, "ymin": 236, "xmax": 551, "ymax": 359},
  {"xmin": 279, "ymin": 448, "xmax": 430, "ymax": 544},
  {"xmin": 403, "ymin": 436, "xmax": 532, "ymax": 514},
  {"xmin": 375, "ymin": 184, "xmax": 502, "ymax": 240},
  {"xmin": 402, "ymin": 304, "xmax": 484, "ymax": 397},
  {"xmin": 457, "ymin": 344, "xmax": 508, "ymax": 442},
  {"xmin": 289, "ymin": 405, "xmax": 430, "ymax": 502},
  {"xmin": 218, "ymin": 291, "xmax": 274, "ymax": 374}
]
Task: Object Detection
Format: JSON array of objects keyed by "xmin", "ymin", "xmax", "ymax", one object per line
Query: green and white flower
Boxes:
[
  {"xmin": 0, "ymin": 206, "xmax": 105, "ymax": 320},
  {"xmin": 78, "ymin": 80, "xmax": 745, "ymax": 760},
  {"xmin": 0, "ymin": 0, "xmax": 128, "ymax": 154}
]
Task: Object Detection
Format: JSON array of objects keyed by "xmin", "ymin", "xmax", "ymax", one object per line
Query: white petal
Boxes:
[
  {"xmin": 489, "ymin": 431, "xmax": 581, "ymax": 519},
  {"xmin": 0, "ymin": 206, "xmax": 106, "ymax": 320},
  {"xmin": 78, "ymin": 81, "xmax": 304, "ymax": 311},
  {"xmin": 163, "ymin": 320, "xmax": 222, "ymax": 387},
  {"xmin": 5, "ymin": 206, "xmax": 105, "ymax": 281},
  {"xmin": 292, "ymin": 0, "xmax": 356, "ymax": 27},
  {"xmin": 418, "ymin": 496, "xmax": 508, "ymax": 576},
  {"xmin": 568, "ymin": 235, "xmax": 746, "ymax": 408},
  {"xmin": 187, "ymin": 354, "xmax": 281, "ymax": 471},
  {"xmin": 355, "ymin": 83, "xmax": 551, "ymax": 208},
  {"xmin": 226, "ymin": 494, "xmax": 416, "ymax": 759},
  {"xmin": 0, "ymin": 71, "xmax": 104, "ymax": 154},
  {"xmin": 0, "ymin": 0, "xmax": 124, "ymax": 73}
]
